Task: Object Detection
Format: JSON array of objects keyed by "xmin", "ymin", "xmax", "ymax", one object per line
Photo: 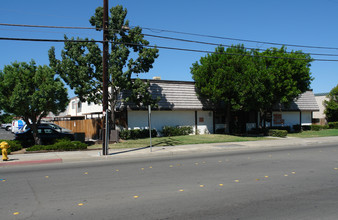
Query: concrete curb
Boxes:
[{"xmin": 0, "ymin": 158, "xmax": 62, "ymax": 166}]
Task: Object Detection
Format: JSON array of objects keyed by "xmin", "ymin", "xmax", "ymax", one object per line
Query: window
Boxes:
[
  {"xmin": 77, "ymin": 102, "xmax": 82, "ymax": 113},
  {"xmin": 72, "ymin": 101, "xmax": 76, "ymax": 109},
  {"xmin": 44, "ymin": 128, "xmax": 54, "ymax": 134}
]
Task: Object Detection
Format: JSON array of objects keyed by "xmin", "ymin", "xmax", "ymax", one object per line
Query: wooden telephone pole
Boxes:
[{"xmin": 102, "ymin": 0, "xmax": 109, "ymax": 155}]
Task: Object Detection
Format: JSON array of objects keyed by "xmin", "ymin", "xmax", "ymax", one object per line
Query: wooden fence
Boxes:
[{"xmin": 54, "ymin": 119, "xmax": 102, "ymax": 139}]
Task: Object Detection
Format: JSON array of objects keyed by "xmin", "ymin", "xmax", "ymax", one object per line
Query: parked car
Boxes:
[
  {"xmin": 18, "ymin": 122, "xmax": 73, "ymax": 134},
  {"xmin": 15, "ymin": 124, "xmax": 75, "ymax": 146},
  {"xmin": 1, "ymin": 123, "xmax": 12, "ymax": 131}
]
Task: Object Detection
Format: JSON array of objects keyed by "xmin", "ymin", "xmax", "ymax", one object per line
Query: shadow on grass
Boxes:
[
  {"xmin": 152, "ymin": 137, "xmax": 182, "ymax": 146},
  {"xmin": 108, "ymin": 137, "xmax": 183, "ymax": 155}
]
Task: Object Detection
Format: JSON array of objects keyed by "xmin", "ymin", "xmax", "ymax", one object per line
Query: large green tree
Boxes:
[
  {"xmin": 49, "ymin": 5, "xmax": 159, "ymax": 127},
  {"xmin": 191, "ymin": 45, "xmax": 313, "ymax": 133},
  {"xmin": 0, "ymin": 61, "xmax": 69, "ymax": 144},
  {"xmin": 324, "ymin": 84, "xmax": 338, "ymax": 122},
  {"xmin": 191, "ymin": 45, "xmax": 257, "ymax": 133}
]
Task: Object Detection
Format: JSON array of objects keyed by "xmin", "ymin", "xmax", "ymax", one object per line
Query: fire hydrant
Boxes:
[{"xmin": 0, "ymin": 141, "xmax": 10, "ymax": 161}]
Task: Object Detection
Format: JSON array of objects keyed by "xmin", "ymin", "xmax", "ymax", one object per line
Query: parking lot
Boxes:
[{"xmin": 0, "ymin": 128, "xmax": 15, "ymax": 140}]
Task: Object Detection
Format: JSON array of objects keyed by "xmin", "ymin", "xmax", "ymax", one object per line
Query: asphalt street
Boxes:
[
  {"xmin": 0, "ymin": 128, "xmax": 15, "ymax": 140},
  {"xmin": 1, "ymin": 143, "xmax": 338, "ymax": 219}
]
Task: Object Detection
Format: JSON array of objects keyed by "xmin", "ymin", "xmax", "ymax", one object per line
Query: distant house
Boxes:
[
  {"xmin": 313, "ymin": 93, "xmax": 329, "ymax": 125},
  {"xmin": 55, "ymin": 79, "xmax": 319, "ymax": 136},
  {"xmin": 55, "ymin": 96, "xmax": 103, "ymax": 120}
]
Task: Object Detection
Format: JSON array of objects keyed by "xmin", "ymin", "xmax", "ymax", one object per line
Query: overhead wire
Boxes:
[
  {"xmin": 1, "ymin": 37, "xmax": 338, "ymax": 62},
  {"xmin": 137, "ymin": 25, "xmax": 338, "ymax": 51},
  {"xmin": 1, "ymin": 23, "xmax": 338, "ymax": 61}
]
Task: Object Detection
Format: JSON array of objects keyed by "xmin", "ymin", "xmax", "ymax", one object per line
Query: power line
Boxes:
[
  {"xmin": 2, "ymin": 23, "xmax": 338, "ymax": 52},
  {"xmin": 3, "ymin": 24, "xmax": 338, "ymax": 57},
  {"xmin": 0, "ymin": 37, "xmax": 102, "ymax": 43},
  {"xmin": 143, "ymin": 33, "xmax": 338, "ymax": 57},
  {"xmin": 1, "ymin": 36, "xmax": 338, "ymax": 62},
  {"xmin": 138, "ymin": 26, "xmax": 338, "ymax": 51}
]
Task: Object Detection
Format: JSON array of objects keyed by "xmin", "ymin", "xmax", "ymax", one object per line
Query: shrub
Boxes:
[
  {"xmin": 292, "ymin": 124, "xmax": 302, "ymax": 132},
  {"xmin": 328, "ymin": 122, "xmax": 338, "ymax": 129},
  {"xmin": 0, "ymin": 140, "xmax": 23, "ymax": 154},
  {"xmin": 311, "ymin": 125, "xmax": 324, "ymax": 131},
  {"xmin": 268, "ymin": 129, "xmax": 288, "ymax": 138},
  {"xmin": 269, "ymin": 126, "xmax": 291, "ymax": 133},
  {"xmin": 161, "ymin": 126, "xmax": 193, "ymax": 137},
  {"xmin": 119, "ymin": 129, "xmax": 157, "ymax": 140},
  {"xmin": 26, "ymin": 140, "xmax": 87, "ymax": 152}
]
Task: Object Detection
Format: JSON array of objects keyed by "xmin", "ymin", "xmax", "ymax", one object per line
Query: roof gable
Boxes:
[{"xmin": 273, "ymin": 91, "xmax": 319, "ymax": 111}]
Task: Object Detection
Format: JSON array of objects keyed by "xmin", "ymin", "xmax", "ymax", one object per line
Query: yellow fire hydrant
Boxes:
[{"xmin": 0, "ymin": 141, "xmax": 10, "ymax": 161}]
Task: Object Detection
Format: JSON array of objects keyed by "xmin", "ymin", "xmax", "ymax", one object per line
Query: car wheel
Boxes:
[{"xmin": 5, "ymin": 126, "xmax": 11, "ymax": 131}]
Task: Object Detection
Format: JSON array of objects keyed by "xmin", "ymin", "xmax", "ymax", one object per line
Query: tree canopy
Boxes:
[
  {"xmin": 0, "ymin": 61, "xmax": 68, "ymax": 143},
  {"xmin": 324, "ymin": 84, "xmax": 338, "ymax": 122},
  {"xmin": 191, "ymin": 45, "xmax": 313, "ymax": 132},
  {"xmin": 49, "ymin": 5, "xmax": 159, "ymax": 117}
]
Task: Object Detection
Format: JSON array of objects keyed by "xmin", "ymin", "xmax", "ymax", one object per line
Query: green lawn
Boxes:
[
  {"xmin": 87, "ymin": 129, "xmax": 338, "ymax": 150},
  {"xmin": 288, "ymin": 129, "xmax": 338, "ymax": 138},
  {"xmin": 88, "ymin": 134, "xmax": 267, "ymax": 150}
]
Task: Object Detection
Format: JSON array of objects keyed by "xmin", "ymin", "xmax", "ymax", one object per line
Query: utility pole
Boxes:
[{"xmin": 102, "ymin": 0, "xmax": 109, "ymax": 155}]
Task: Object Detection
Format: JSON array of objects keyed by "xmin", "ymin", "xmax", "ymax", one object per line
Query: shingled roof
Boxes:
[
  {"xmin": 272, "ymin": 90, "xmax": 319, "ymax": 111},
  {"xmin": 117, "ymin": 80, "xmax": 213, "ymax": 110},
  {"xmin": 117, "ymin": 79, "xmax": 319, "ymax": 112}
]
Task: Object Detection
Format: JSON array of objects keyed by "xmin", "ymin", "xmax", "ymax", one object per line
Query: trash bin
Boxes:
[{"xmin": 74, "ymin": 132, "xmax": 85, "ymax": 142}]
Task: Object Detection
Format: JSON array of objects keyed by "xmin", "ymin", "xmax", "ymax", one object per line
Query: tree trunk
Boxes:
[{"xmin": 225, "ymin": 104, "xmax": 231, "ymax": 134}]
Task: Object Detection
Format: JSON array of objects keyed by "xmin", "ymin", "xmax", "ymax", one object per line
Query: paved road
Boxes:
[
  {"xmin": 0, "ymin": 128, "xmax": 15, "ymax": 140},
  {"xmin": 1, "ymin": 143, "xmax": 338, "ymax": 219}
]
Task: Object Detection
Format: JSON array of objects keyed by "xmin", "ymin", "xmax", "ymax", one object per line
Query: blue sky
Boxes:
[{"xmin": 1, "ymin": 0, "xmax": 337, "ymax": 98}]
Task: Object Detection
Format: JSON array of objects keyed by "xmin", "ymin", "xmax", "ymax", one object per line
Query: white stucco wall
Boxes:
[
  {"xmin": 196, "ymin": 110, "xmax": 213, "ymax": 134},
  {"xmin": 313, "ymin": 95, "xmax": 328, "ymax": 119},
  {"xmin": 127, "ymin": 110, "xmax": 213, "ymax": 135},
  {"xmin": 272, "ymin": 111, "xmax": 312, "ymax": 128},
  {"xmin": 67, "ymin": 98, "xmax": 102, "ymax": 117},
  {"xmin": 301, "ymin": 111, "xmax": 312, "ymax": 125}
]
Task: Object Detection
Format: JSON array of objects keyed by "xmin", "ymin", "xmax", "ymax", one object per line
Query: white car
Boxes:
[{"xmin": 1, "ymin": 123, "xmax": 12, "ymax": 131}]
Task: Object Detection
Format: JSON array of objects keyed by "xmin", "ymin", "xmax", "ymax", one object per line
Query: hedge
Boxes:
[
  {"xmin": 0, "ymin": 140, "xmax": 23, "ymax": 155},
  {"xmin": 268, "ymin": 129, "xmax": 288, "ymax": 138},
  {"xmin": 120, "ymin": 129, "xmax": 158, "ymax": 140},
  {"xmin": 328, "ymin": 122, "xmax": 338, "ymax": 129},
  {"xmin": 26, "ymin": 140, "xmax": 87, "ymax": 152},
  {"xmin": 161, "ymin": 126, "xmax": 193, "ymax": 137}
]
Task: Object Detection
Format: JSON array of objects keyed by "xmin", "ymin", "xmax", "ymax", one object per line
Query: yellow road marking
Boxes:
[
  {"xmin": 133, "ymin": 196, "xmax": 139, "ymax": 199},
  {"xmin": 13, "ymin": 212, "xmax": 20, "ymax": 215},
  {"xmin": 78, "ymin": 203, "xmax": 84, "ymax": 206},
  {"xmin": 219, "ymin": 184, "xmax": 224, "ymax": 186}
]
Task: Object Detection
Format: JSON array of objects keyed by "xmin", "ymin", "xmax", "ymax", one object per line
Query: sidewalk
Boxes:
[{"xmin": 1, "ymin": 136, "xmax": 338, "ymax": 167}]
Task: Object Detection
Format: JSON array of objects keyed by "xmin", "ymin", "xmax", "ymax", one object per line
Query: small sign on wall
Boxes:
[{"xmin": 199, "ymin": 117, "xmax": 204, "ymax": 123}]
